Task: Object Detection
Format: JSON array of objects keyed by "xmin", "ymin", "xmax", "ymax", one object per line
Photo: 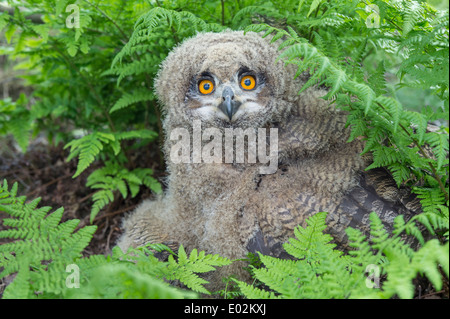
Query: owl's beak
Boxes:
[{"xmin": 219, "ymin": 87, "xmax": 241, "ymax": 121}]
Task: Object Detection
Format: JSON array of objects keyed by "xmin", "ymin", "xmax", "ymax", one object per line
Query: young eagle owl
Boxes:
[{"xmin": 117, "ymin": 31, "xmax": 421, "ymax": 285}]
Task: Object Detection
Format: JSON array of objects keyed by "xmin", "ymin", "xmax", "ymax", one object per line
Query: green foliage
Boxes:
[
  {"xmin": 235, "ymin": 212, "xmax": 449, "ymax": 299},
  {"xmin": 1, "ymin": 0, "xmax": 449, "ymax": 299},
  {"xmin": 2, "ymin": 180, "xmax": 448, "ymax": 299},
  {"xmin": 2, "ymin": 0, "xmax": 448, "ymax": 221},
  {"xmin": 0, "ymin": 94, "xmax": 32, "ymax": 152},
  {"xmin": 0, "ymin": 181, "xmax": 230, "ymax": 298},
  {"xmin": 236, "ymin": 3, "xmax": 449, "ymax": 298},
  {"xmin": 66, "ymin": 243, "xmax": 231, "ymax": 298},
  {"xmin": 1, "ymin": 0, "xmax": 165, "ymax": 221},
  {"xmin": 64, "ymin": 131, "xmax": 117, "ymax": 178},
  {"xmin": 86, "ymin": 161, "xmax": 161, "ymax": 222},
  {"xmin": 0, "ymin": 179, "xmax": 97, "ymax": 297},
  {"xmin": 243, "ymin": 1, "xmax": 448, "ymax": 224},
  {"xmin": 165, "ymin": 245, "xmax": 232, "ymax": 294}
]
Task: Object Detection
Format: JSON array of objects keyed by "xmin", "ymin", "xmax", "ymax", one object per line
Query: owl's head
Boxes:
[{"xmin": 155, "ymin": 31, "xmax": 301, "ymax": 130}]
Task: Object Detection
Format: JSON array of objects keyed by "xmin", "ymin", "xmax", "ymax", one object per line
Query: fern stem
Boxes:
[
  {"xmin": 221, "ymin": 0, "xmax": 225, "ymax": 26},
  {"xmin": 82, "ymin": 0, "xmax": 130, "ymax": 42},
  {"xmin": 308, "ymin": 1, "xmax": 323, "ymax": 42},
  {"xmin": 384, "ymin": 16, "xmax": 403, "ymax": 32}
]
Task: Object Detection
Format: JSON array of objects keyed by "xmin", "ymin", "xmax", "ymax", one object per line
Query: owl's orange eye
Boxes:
[
  {"xmin": 199, "ymin": 79, "xmax": 214, "ymax": 95},
  {"xmin": 240, "ymin": 75, "xmax": 256, "ymax": 90}
]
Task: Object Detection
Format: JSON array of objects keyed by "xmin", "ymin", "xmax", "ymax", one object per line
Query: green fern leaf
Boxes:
[
  {"xmin": 283, "ymin": 212, "xmax": 334, "ymax": 259},
  {"xmin": 115, "ymin": 129, "xmax": 158, "ymax": 141},
  {"xmin": 375, "ymin": 96, "xmax": 403, "ymax": 132},
  {"xmin": 403, "ymin": 1, "xmax": 424, "ymax": 36},
  {"xmin": 307, "ymin": 0, "xmax": 324, "ymax": 17},
  {"xmin": 368, "ymin": 61, "xmax": 388, "ymax": 96},
  {"xmin": 369, "ymin": 213, "xmax": 390, "ymax": 250},
  {"xmin": 8, "ymin": 115, "xmax": 31, "ymax": 153},
  {"xmin": 0, "ymin": 181, "xmax": 97, "ymax": 297},
  {"xmin": 401, "ymin": 111, "xmax": 428, "ymax": 144},
  {"xmin": 165, "ymin": 244, "xmax": 231, "ymax": 294},
  {"xmin": 64, "ymin": 132, "xmax": 116, "ymax": 178},
  {"xmin": 346, "ymin": 81, "xmax": 376, "ymax": 115},
  {"xmin": 90, "ymin": 189, "xmax": 114, "ymax": 222},
  {"xmin": 2, "ymin": 259, "xmax": 31, "ymax": 299},
  {"xmin": 110, "ymin": 89, "xmax": 155, "ymax": 113},
  {"xmin": 234, "ymin": 280, "xmax": 277, "ymax": 299},
  {"xmin": 423, "ymin": 132, "xmax": 449, "ymax": 170}
]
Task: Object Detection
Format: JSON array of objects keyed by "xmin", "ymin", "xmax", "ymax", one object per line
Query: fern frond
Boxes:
[
  {"xmin": 114, "ymin": 58, "xmax": 161, "ymax": 85},
  {"xmin": 307, "ymin": 0, "xmax": 325, "ymax": 17},
  {"xmin": 0, "ymin": 180, "xmax": 214, "ymax": 298},
  {"xmin": 423, "ymin": 131, "xmax": 449, "ymax": 170},
  {"xmin": 114, "ymin": 129, "xmax": 158, "ymax": 142},
  {"xmin": 383, "ymin": 239, "xmax": 448, "ymax": 299},
  {"xmin": 375, "ymin": 96, "xmax": 403, "ymax": 132},
  {"xmin": 234, "ymin": 280, "xmax": 277, "ymax": 299},
  {"xmin": 7, "ymin": 116, "xmax": 31, "ymax": 153},
  {"xmin": 345, "ymin": 81, "xmax": 376, "ymax": 115},
  {"xmin": 232, "ymin": 5, "xmax": 284, "ymax": 28},
  {"xmin": 113, "ymin": 8, "xmax": 225, "ymax": 67},
  {"xmin": 368, "ymin": 62, "xmax": 388, "ymax": 96},
  {"xmin": 66, "ymin": 264, "xmax": 197, "ymax": 299},
  {"xmin": 412, "ymin": 186, "xmax": 448, "ymax": 215},
  {"xmin": 110, "ymin": 89, "xmax": 155, "ymax": 113},
  {"xmin": 0, "ymin": 181, "xmax": 97, "ymax": 296},
  {"xmin": 345, "ymin": 227, "xmax": 374, "ymax": 266},
  {"xmin": 401, "ymin": 110, "xmax": 428, "ymax": 143},
  {"xmin": 165, "ymin": 245, "xmax": 231, "ymax": 295},
  {"xmin": 132, "ymin": 168, "xmax": 162, "ymax": 194},
  {"xmin": 283, "ymin": 212, "xmax": 335, "ymax": 259},
  {"xmin": 403, "ymin": 1, "xmax": 425, "ymax": 36},
  {"xmin": 88, "ymin": 189, "xmax": 113, "ymax": 223},
  {"xmin": 64, "ymin": 132, "xmax": 116, "ymax": 178},
  {"xmin": 369, "ymin": 213, "xmax": 390, "ymax": 250},
  {"xmin": 366, "ymin": 145, "xmax": 403, "ymax": 170},
  {"xmin": 2, "ymin": 259, "xmax": 32, "ymax": 299},
  {"xmin": 414, "ymin": 211, "xmax": 449, "ymax": 235},
  {"xmin": 85, "ymin": 162, "xmax": 161, "ymax": 221}
]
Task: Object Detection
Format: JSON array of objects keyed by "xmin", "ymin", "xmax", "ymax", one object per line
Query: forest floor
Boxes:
[
  {"xmin": 0, "ymin": 135, "xmax": 166, "ymax": 297},
  {"xmin": 0, "ymin": 135, "xmax": 166, "ymax": 256}
]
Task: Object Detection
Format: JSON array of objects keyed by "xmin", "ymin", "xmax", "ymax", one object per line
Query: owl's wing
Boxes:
[
  {"xmin": 328, "ymin": 167, "xmax": 422, "ymax": 248},
  {"xmin": 246, "ymin": 167, "xmax": 423, "ymax": 259}
]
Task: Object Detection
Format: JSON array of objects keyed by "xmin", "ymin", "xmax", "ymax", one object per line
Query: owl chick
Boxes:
[{"xmin": 117, "ymin": 31, "xmax": 421, "ymax": 288}]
